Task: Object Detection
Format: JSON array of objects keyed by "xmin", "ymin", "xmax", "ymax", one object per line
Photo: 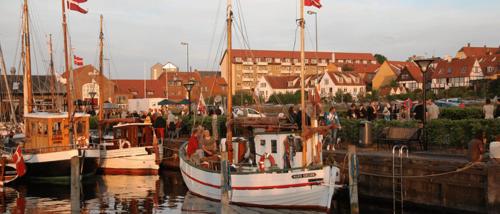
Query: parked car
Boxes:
[{"xmin": 232, "ymin": 107, "xmax": 266, "ymax": 118}]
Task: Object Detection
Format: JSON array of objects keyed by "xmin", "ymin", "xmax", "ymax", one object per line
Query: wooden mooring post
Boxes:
[
  {"xmin": 487, "ymin": 159, "xmax": 500, "ymax": 213},
  {"xmin": 348, "ymin": 145, "xmax": 359, "ymax": 214},
  {"xmin": 70, "ymin": 156, "xmax": 80, "ymax": 214}
]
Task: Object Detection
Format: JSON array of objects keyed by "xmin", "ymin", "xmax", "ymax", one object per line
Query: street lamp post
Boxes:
[
  {"xmin": 181, "ymin": 42, "xmax": 190, "ymax": 72},
  {"xmin": 414, "ymin": 57, "xmax": 438, "ymax": 151},
  {"xmin": 183, "ymin": 79, "xmax": 196, "ymax": 115}
]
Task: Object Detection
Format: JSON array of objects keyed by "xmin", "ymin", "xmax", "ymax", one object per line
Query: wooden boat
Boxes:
[
  {"xmin": 0, "ymin": 154, "xmax": 21, "ymax": 186},
  {"xmin": 91, "ymin": 119, "xmax": 160, "ymax": 175},
  {"xmin": 179, "ymin": 0, "xmax": 341, "ymax": 211}
]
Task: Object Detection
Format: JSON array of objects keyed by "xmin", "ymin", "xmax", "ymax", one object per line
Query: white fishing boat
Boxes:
[
  {"xmin": 180, "ymin": 0, "xmax": 341, "ymax": 211},
  {"xmin": 92, "ymin": 119, "xmax": 160, "ymax": 175}
]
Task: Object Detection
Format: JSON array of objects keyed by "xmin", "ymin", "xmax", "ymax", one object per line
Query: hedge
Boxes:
[
  {"xmin": 339, "ymin": 118, "xmax": 499, "ymax": 148},
  {"xmin": 439, "ymin": 107, "xmax": 483, "ymax": 120}
]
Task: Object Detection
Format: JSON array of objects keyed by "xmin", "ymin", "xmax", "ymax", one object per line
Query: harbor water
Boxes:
[{"xmin": 0, "ymin": 170, "xmax": 467, "ymax": 214}]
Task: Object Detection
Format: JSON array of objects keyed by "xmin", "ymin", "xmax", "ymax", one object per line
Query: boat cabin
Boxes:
[
  {"xmin": 222, "ymin": 132, "xmax": 321, "ymax": 172},
  {"xmin": 102, "ymin": 122, "xmax": 155, "ymax": 150},
  {"xmin": 24, "ymin": 112, "xmax": 89, "ymax": 153}
]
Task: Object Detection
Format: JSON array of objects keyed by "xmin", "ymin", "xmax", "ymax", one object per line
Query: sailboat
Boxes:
[
  {"xmin": 179, "ymin": 0, "xmax": 340, "ymax": 211},
  {"xmin": 84, "ymin": 15, "xmax": 161, "ymax": 175},
  {"xmin": 19, "ymin": 0, "xmax": 97, "ymax": 181}
]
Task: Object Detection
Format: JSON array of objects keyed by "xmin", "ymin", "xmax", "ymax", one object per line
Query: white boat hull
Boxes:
[
  {"xmin": 180, "ymin": 146, "xmax": 339, "ymax": 211},
  {"xmin": 91, "ymin": 147, "xmax": 159, "ymax": 175}
]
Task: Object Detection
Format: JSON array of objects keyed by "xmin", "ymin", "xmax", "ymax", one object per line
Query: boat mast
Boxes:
[
  {"xmin": 48, "ymin": 34, "xmax": 57, "ymax": 111},
  {"xmin": 98, "ymin": 14, "xmax": 104, "ymax": 121},
  {"xmin": 0, "ymin": 43, "xmax": 17, "ymax": 124},
  {"xmin": 221, "ymin": 0, "xmax": 233, "ymax": 205},
  {"xmin": 300, "ymin": 0, "xmax": 307, "ymax": 167},
  {"xmin": 23, "ymin": 0, "xmax": 33, "ymax": 115},
  {"xmin": 98, "ymin": 14, "xmax": 104, "ymax": 140},
  {"xmin": 62, "ymin": 0, "xmax": 72, "ymax": 116}
]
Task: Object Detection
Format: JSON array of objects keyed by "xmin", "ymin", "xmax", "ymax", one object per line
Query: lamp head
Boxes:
[
  {"xmin": 181, "ymin": 42, "xmax": 188, "ymax": 46},
  {"xmin": 414, "ymin": 58, "xmax": 438, "ymax": 73}
]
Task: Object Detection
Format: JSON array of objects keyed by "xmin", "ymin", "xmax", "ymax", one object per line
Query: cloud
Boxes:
[{"xmin": 0, "ymin": 0, "xmax": 498, "ymax": 79}]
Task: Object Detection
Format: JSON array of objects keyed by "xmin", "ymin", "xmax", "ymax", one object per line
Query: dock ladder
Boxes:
[{"xmin": 392, "ymin": 145, "xmax": 408, "ymax": 214}]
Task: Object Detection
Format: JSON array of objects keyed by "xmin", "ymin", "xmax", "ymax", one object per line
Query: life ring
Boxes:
[
  {"xmin": 119, "ymin": 139, "xmax": 131, "ymax": 149},
  {"xmin": 258, "ymin": 153, "xmax": 276, "ymax": 172}
]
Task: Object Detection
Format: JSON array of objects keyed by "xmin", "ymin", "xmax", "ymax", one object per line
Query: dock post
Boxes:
[
  {"xmin": 348, "ymin": 145, "xmax": 359, "ymax": 214},
  {"xmin": 487, "ymin": 159, "xmax": 500, "ymax": 213},
  {"xmin": 70, "ymin": 156, "xmax": 81, "ymax": 214}
]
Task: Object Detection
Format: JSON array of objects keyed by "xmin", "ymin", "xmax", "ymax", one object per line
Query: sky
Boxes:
[{"xmin": 0, "ymin": 0, "xmax": 499, "ymax": 79}]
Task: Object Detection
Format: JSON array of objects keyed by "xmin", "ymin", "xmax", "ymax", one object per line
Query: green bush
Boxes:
[
  {"xmin": 440, "ymin": 107, "xmax": 483, "ymax": 120},
  {"xmin": 338, "ymin": 118, "xmax": 499, "ymax": 148},
  {"xmin": 89, "ymin": 116, "xmax": 98, "ymax": 129},
  {"xmin": 267, "ymin": 91, "xmax": 301, "ymax": 104}
]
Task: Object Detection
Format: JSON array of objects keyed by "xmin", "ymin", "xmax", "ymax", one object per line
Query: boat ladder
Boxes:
[{"xmin": 392, "ymin": 145, "xmax": 408, "ymax": 214}]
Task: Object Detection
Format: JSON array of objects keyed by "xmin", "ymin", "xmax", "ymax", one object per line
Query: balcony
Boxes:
[
  {"xmin": 257, "ymin": 62, "xmax": 268, "ymax": 65},
  {"xmin": 281, "ymin": 62, "xmax": 291, "ymax": 66},
  {"xmin": 318, "ymin": 62, "xmax": 328, "ymax": 66},
  {"xmin": 243, "ymin": 61, "xmax": 254, "ymax": 65},
  {"xmin": 281, "ymin": 70, "xmax": 291, "ymax": 74},
  {"xmin": 257, "ymin": 70, "xmax": 268, "ymax": 74},
  {"xmin": 242, "ymin": 69, "xmax": 253, "ymax": 74},
  {"xmin": 242, "ymin": 78, "xmax": 254, "ymax": 82}
]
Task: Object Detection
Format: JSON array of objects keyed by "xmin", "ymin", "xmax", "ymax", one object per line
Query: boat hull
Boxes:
[
  {"xmin": 179, "ymin": 143, "xmax": 339, "ymax": 211},
  {"xmin": 23, "ymin": 149, "xmax": 96, "ymax": 181},
  {"xmin": 95, "ymin": 147, "xmax": 159, "ymax": 175}
]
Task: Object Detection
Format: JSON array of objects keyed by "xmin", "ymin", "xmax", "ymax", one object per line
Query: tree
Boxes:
[
  {"xmin": 333, "ymin": 90, "xmax": 344, "ymax": 103},
  {"xmin": 267, "ymin": 91, "xmax": 301, "ymax": 104},
  {"xmin": 344, "ymin": 93, "xmax": 353, "ymax": 103},
  {"xmin": 374, "ymin": 54, "xmax": 387, "ymax": 64},
  {"xmin": 233, "ymin": 91, "xmax": 254, "ymax": 106}
]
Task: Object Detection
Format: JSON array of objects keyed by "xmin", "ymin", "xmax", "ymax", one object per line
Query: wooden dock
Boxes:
[{"xmin": 324, "ymin": 147, "xmax": 499, "ymax": 213}]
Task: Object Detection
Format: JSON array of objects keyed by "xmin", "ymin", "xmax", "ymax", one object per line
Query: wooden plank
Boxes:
[{"xmin": 70, "ymin": 156, "xmax": 80, "ymax": 214}]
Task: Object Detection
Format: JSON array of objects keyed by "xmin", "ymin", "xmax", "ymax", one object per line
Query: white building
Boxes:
[
  {"xmin": 255, "ymin": 76, "xmax": 301, "ymax": 102},
  {"xmin": 431, "ymin": 58, "xmax": 484, "ymax": 90},
  {"xmin": 319, "ymin": 71, "xmax": 365, "ymax": 98}
]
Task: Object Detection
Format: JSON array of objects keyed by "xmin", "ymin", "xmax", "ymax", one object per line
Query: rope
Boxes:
[{"xmin": 335, "ymin": 159, "xmax": 481, "ymax": 179}]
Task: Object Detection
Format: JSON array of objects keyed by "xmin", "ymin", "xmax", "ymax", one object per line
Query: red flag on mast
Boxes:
[
  {"xmin": 74, "ymin": 55, "xmax": 83, "ymax": 66},
  {"xmin": 12, "ymin": 146, "xmax": 26, "ymax": 177},
  {"xmin": 305, "ymin": 0, "xmax": 322, "ymax": 9},
  {"xmin": 67, "ymin": 0, "xmax": 88, "ymax": 14}
]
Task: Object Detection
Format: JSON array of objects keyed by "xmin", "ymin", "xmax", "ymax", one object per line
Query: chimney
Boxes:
[
  {"xmin": 484, "ymin": 45, "xmax": 487, "ymax": 48},
  {"xmin": 467, "ymin": 42, "xmax": 471, "ymax": 47}
]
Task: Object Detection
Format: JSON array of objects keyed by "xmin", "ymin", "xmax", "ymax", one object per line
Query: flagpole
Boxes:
[{"xmin": 300, "ymin": 0, "xmax": 308, "ymax": 168}]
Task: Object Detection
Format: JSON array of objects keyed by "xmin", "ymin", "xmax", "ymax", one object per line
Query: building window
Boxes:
[
  {"xmin": 275, "ymin": 58, "xmax": 281, "ymax": 63},
  {"xmin": 487, "ymin": 66, "xmax": 495, "ymax": 73},
  {"xmin": 354, "ymin": 88, "xmax": 357, "ymax": 93},
  {"xmin": 447, "ymin": 68, "xmax": 452, "ymax": 74},
  {"xmin": 247, "ymin": 57, "xmax": 252, "ymax": 62},
  {"xmin": 311, "ymin": 59, "xmax": 317, "ymax": 64},
  {"xmin": 293, "ymin": 59, "xmax": 299, "ymax": 64},
  {"xmin": 461, "ymin": 67, "xmax": 466, "ymax": 73},
  {"xmin": 324, "ymin": 79, "xmax": 329, "ymax": 85},
  {"xmin": 288, "ymin": 81, "xmax": 294, "ymax": 87},
  {"xmin": 266, "ymin": 58, "xmax": 272, "ymax": 63},
  {"xmin": 402, "ymin": 74, "xmax": 409, "ymax": 79},
  {"xmin": 305, "ymin": 59, "xmax": 309, "ymax": 63},
  {"xmin": 260, "ymin": 82, "xmax": 266, "ymax": 87},
  {"xmin": 285, "ymin": 58, "xmax": 291, "ymax": 63},
  {"xmin": 362, "ymin": 60, "xmax": 367, "ymax": 64},
  {"xmin": 235, "ymin": 57, "xmax": 242, "ymax": 62},
  {"xmin": 338, "ymin": 59, "xmax": 344, "ymax": 63}
]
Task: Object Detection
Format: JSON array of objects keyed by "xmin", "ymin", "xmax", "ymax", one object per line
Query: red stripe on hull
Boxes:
[
  {"xmin": 181, "ymin": 169, "xmax": 322, "ymax": 190},
  {"xmin": 98, "ymin": 168, "xmax": 158, "ymax": 175},
  {"xmin": 187, "ymin": 191, "xmax": 328, "ymax": 212}
]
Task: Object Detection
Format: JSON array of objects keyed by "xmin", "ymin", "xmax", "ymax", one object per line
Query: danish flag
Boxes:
[
  {"xmin": 305, "ymin": 0, "xmax": 322, "ymax": 9},
  {"xmin": 12, "ymin": 146, "xmax": 26, "ymax": 177},
  {"xmin": 74, "ymin": 55, "xmax": 83, "ymax": 66},
  {"xmin": 67, "ymin": 0, "xmax": 88, "ymax": 14}
]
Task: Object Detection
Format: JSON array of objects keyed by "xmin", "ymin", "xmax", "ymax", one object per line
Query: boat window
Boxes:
[
  {"xmin": 271, "ymin": 140, "xmax": 277, "ymax": 153},
  {"xmin": 294, "ymin": 138, "xmax": 303, "ymax": 152},
  {"xmin": 76, "ymin": 121, "xmax": 85, "ymax": 135},
  {"xmin": 38, "ymin": 122, "xmax": 48, "ymax": 136},
  {"xmin": 260, "ymin": 139, "xmax": 266, "ymax": 146},
  {"xmin": 52, "ymin": 122, "xmax": 62, "ymax": 136}
]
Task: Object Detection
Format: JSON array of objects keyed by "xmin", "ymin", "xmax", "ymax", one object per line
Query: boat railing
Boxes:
[{"xmin": 23, "ymin": 145, "xmax": 76, "ymax": 154}]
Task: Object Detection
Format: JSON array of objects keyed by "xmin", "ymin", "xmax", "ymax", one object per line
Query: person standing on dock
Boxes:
[
  {"xmin": 153, "ymin": 112, "xmax": 166, "ymax": 144},
  {"xmin": 483, "ymin": 98, "xmax": 495, "ymax": 119}
]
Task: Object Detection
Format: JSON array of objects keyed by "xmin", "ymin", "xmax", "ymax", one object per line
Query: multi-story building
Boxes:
[
  {"xmin": 150, "ymin": 62, "xmax": 179, "ymax": 79},
  {"xmin": 431, "ymin": 58, "xmax": 484, "ymax": 90},
  {"xmin": 220, "ymin": 49, "xmax": 376, "ymax": 94}
]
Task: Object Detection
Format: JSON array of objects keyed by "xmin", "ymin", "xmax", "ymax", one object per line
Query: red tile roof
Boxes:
[
  {"xmin": 200, "ymin": 76, "xmax": 227, "ymax": 97},
  {"xmin": 326, "ymin": 71, "xmax": 364, "ymax": 86},
  {"xmin": 263, "ymin": 75, "xmax": 301, "ymax": 89},
  {"xmin": 478, "ymin": 54, "xmax": 500, "ymax": 77},
  {"xmin": 432, "ymin": 58, "xmax": 479, "ymax": 79},
  {"xmin": 339, "ymin": 63, "xmax": 380, "ymax": 73},
  {"xmin": 230, "ymin": 49, "xmax": 333, "ymax": 61},
  {"xmin": 458, "ymin": 46, "xmax": 499, "ymax": 58}
]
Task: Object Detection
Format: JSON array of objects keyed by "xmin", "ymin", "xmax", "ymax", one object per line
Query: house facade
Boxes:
[
  {"xmin": 396, "ymin": 63, "xmax": 423, "ymax": 91},
  {"xmin": 319, "ymin": 71, "xmax": 365, "ymax": 98},
  {"xmin": 455, "ymin": 43, "xmax": 499, "ymax": 59},
  {"xmin": 431, "ymin": 58, "xmax": 484, "ymax": 90},
  {"xmin": 254, "ymin": 75, "xmax": 301, "ymax": 102}
]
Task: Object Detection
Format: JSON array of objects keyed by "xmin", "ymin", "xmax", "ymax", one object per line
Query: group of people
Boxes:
[
  {"xmin": 344, "ymin": 99, "xmax": 440, "ymax": 122},
  {"xmin": 186, "ymin": 126, "xmax": 219, "ymax": 167}
]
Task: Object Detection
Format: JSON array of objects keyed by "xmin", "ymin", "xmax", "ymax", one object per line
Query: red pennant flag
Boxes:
[
  {"xmin": 67, "ymin": 0, "xmax": 88, "ymax": 14},
  {"xmin": 305, "ymin": 0, "xmax": 322, "ymax": 9},
  {"xmin": 74, "ymin": 55, "xmax": 84, "ymax": 66},
  {"xmin": 12, "ymin": 146, "xmax": 26, "ymax": 177}
]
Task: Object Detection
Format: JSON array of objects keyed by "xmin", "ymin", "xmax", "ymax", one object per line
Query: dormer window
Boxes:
[
  {"xmin": 285, "ymin": 58, "xmax": 291, "ymax": 63},
  {"xmin": 235, "ymin": 57, "xmax": 242, "ymax": 62},
  {"xmin": 266, "ymin": 58, "xmax": 272, "ymax": 63},
  {"xmin": 293, "ymin": 59, "xmax": 299, "ymax": 64},
  {"xmin": 288, "ymin": 81, "xmax": 294, "ymax": 87},
  {"xmin": 460, "ymin": 67, "xmax": 466, "ymax": 73},
  {"xmin": 275, "ymin": 58, "xmax": 281, "ymax": 63}
]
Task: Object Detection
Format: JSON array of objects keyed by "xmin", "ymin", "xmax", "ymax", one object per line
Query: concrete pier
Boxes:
[{"xmin": 325, "ymin": 149, "xmax": 498, "ymax": 213}]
